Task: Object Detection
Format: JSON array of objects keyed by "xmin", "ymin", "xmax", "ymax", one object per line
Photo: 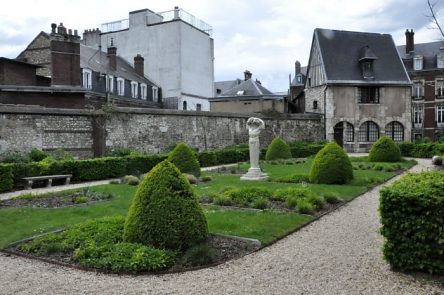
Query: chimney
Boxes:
[
  {"xmin": 295, "ymin": 60, "xmax": 301, "ymax": 75},
  {"xmin": 244, "ymin": 70, "xmax": 252, "ymax": 81},
  {"xmin": 405, "ymin": 29, "xmax": 415, "ymax": 54},
  {"xmin": 134, "ymin": 54, "xmax": 144, "ymax": 76},
  {"xmin": 50, "ymin": 22, "xmax": 81, "ymax": 86},
  {"xmin": 107, "ymin": 38, "xmax": 117, "ymax": 71}
]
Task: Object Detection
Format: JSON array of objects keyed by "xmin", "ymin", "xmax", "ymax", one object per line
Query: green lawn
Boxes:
[
  {"xmin": 0, "ymin": 157, "xmax": 415, "ymax": 248},
  {"xmin": 0, "ymin": 185, "xmax": 310, "ymax": 247}
]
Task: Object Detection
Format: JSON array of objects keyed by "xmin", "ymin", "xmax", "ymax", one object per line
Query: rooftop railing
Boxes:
[{"xmin": 101, "ymin": 8, "xmax": 212, "ymax": 36}]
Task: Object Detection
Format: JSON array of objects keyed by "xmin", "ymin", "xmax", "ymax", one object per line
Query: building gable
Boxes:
[{"xmin": 306, "ymin": 34, "xmax": 327, "ymax": 87}]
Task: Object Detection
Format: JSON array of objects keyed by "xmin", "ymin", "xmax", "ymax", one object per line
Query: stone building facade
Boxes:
[{"xmin": 305, "ymin": 29, "xmax": 412, "ymax": 152}]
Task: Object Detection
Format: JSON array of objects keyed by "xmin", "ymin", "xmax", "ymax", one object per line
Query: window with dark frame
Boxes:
[
  {"xmin": 313, "ymin": 100, "xmax": 318, "ymax": 109},
  {"xmin": 345, "ymin": 122, "xmax": 354, "ymax": 142},
  {"xmin": 385, "ymin": 121, "xmax": 404, "ymax": 142},
  {"xmin": 358, "ymin": 87, "xmax": 380, "ymax": 103},
  {"xmin": 358, "ymin": 121, "xmax": 379, "ymax": 142}
]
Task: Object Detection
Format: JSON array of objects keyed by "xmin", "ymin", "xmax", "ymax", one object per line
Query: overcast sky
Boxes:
[{"xmin": 1, "ymin": 0, "xmax": 444, "ymax": 91}]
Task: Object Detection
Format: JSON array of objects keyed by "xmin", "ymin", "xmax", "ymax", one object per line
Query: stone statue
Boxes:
[{"xmin": 241, "ymin": 117, "xmax": 268, "ymax": 181}]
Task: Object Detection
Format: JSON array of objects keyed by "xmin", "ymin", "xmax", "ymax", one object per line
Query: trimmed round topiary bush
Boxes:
[
  {"xmin": 123, "ymin": 160, "xmax": 208, "ymax": 251},
  {"xmin": 368, "ymin": 136, "xmax": 401, "ymax": 163},
  {"xmin": 167, "ymin": 143, "xmax": 201, "ymax": 176},
  {"xmin": 265, "ymin": 137, "xmax": 292, "ymax": 161},
  {"xmin": 309, "ymin": 142, "xmax": 353, "ymax": 184}
]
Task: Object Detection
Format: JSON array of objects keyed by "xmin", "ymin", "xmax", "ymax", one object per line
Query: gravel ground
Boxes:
[{"xmin": 0, "ymin": 158, "xmax": 443, "ymax": 294}]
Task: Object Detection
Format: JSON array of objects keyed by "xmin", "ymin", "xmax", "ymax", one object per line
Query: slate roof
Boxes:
[
  {"xmin": 80, "ymin": 45, "xmax": 156, "ymax": 86},
  {"xmin": 313, "ymin": 28, "xmax": 410, "ymax": 84},
  {"xmin": 214, "ymin": 79, "xmax": 242, "ymax": 96},
  {"xmin": 397, "ymin": 41, "xmax": 444, "ymax": 71},
  {"xmin": 219, "ymin": 78, "xmax": 273, "ymax": 96},
  {"xmin": 290, "ymin": 66, "xmax": 307, "ymax": 86}
]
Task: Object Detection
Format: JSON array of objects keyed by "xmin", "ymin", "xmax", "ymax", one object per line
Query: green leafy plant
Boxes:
[
  {"xmin": 29, "ymin": 149, "xmax": 48, "ymax": 162},
  {"xmin": 265, "ymin": 137, "xmax": 292, "ymax": 161},
  {"xmin": 309, "ymin": 142, "xmax": 353, "ymax": 184},
  {"xmin": 181, "ymin": 244, "xmax": 218, "ymax": 267},
  {"xmin": 223, "ymin": 187, "xmax": 272, "ymax": 208},
  {"xmin": 0, "ymin": 164, "xmax": 13, "ymax": 192},
  {"xmin": 323, "ymin": 192, "xmax": 341, "ymax": 204},
  {"xmin": 74, "ymin": 196, "xmax": 89, "ymax": 204},
  {"xmin": 379, "ymin": 171, "xmax": 444, "ymax": 274},
  {"xmin": 167, "ymin": 143, "xmax": 201, "ymax": 177},
  {"xmin": 123, "ymin": 160, "xmax": 208, "ymax": 251},
  {"xmin": 296, "ymin": 199, "xmax": 315, "ymax": 214},
  {"xmin": 184, "ymin": 173, "xmax": 198, "ymax": 184},
  {"xmin": 200, "ymin": 175, "xmax": 213, "ymax": 182},
  {"xmin": 0, "ymin": 150, "xmax": 29, "ymax": 163},
  {"xmin": 368, "ymin": 137, "xmax": 401, "ymax": 162}
]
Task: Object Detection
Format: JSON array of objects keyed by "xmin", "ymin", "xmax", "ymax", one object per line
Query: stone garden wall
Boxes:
[{"xmin": 0, "ymin": 105, "xmax": 324, "ymax": 158}]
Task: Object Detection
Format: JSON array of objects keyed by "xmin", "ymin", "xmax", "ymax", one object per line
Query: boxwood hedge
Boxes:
[
  {"xmin": 265, "ymin": 137, "xmax": 292, "ymax": 161},
  {"xmin": 379, "ymin": 171, "xmax": 444, "ymax": 274},
  {"xmin": 368, "ymin": 136, "xmax": 401, "ymax": 162},
  {"xmin": 0, "ymin": 164, "xmax": 13, "ymax": 192}
]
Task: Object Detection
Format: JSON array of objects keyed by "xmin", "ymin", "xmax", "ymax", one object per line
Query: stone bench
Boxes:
[{"xmin": 22, "ymin": 174, "xmax": 72, "ymax": 190}]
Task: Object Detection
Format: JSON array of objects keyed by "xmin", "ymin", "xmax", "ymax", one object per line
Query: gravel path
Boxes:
[{"xmin": 0, "ymin": 159, "xmax": 443, "ymax": 294}]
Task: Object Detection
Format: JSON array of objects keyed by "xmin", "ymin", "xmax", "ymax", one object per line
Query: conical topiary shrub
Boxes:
[
  {"xmin": 368, "ymin": 136, "xmax": 401, "ymax": 162},
  {"xmin": 123, "ymin": 160, "xmax": 208, "ymax": 251},
  {"xmin": 167, "ymin": 143, "xmax": 201, "ymax": 176},
  {"xmin": 309, "ymin": 142, "xmax": 353, "ymax": 184},
  {"xmin": 265, "ymin": 137, "xmax": 292, "ymax": 161}
]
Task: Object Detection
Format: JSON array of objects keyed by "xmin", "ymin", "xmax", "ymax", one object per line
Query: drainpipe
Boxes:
[{"xmin": 323, "ymin": 86, "xmax": 327, "ymax": 140}]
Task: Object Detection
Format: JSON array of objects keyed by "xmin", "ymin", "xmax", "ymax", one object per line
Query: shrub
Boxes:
[
  {"xmin": 181, "ymin": 244, "xmax": 218, "ymax": 267},
  {"xmin": 296, "ymin": 199, "xmax": 315, "ymax": 214},
  {"xmin": 252, "ymin": 197, "xmax": 270, "ymax": 209},
  {"xmin": 73, "ymin": 242, "xmax": 174, "ymax": 272},
  {"xmin": 167, "ymin": 143, "xmax": 201, "ymax": 177},
  {"xmin": 306, "ymin": 194, "xmax": 326, "ymax": 210},
  {"xmin": 309, "ymin": 142, "xmax": 353, "ymax": 184},
  {"xmin": 74, "ymin": 196, "xmax": 89, "ymax": 204},
  {"xmin": 223, "ymin": 187, "xmax": 272, "ymax": 207},
  {"xmin": 380, "ymin": 171, "xmax": 444, "ymax": 274},
  {"xmin": 213, "ymin": 194, "xmax": 234, "ymax": 206},
  {"xmin": 121, "ymin": 175, "xmax": 140, "ymax": 186},
  {"xmin": 198, "ymin": 151, "xmax": 218, "ymax": 167},
  {"xmin": 0, "ymin": 150, "xmax": 29, "ymax": 163},
  {"xmin": 265, "ymin": 137, "xmax": 292, "ymax": 161},
  {"xmin": 369, "ymin": 137, "xmax": 401, "ymax": 163},
  {"xmin": 50, "ymin": 149, "xmax": 74, "ymax": 161},
  {"xmin": 270, "ymin": 173, "xmax": 309, "ymax": 184},
  {"xmin": 29, "ymin": 148, "xmax": 48, "ymax": 162},
  {"xmin": 323, "ymin": 192, "xmax": 341, "ymax": 204},
  {"xmin": 289, "ymin": 141, "xmax": 325, "ymax": 158},
  {"xmin": 123, "ymin": 160, "xmax": 208, "ymax": 251},
  {"xmin": 0, "ymin": 164, "xmax": 13, "ymax": 192}
]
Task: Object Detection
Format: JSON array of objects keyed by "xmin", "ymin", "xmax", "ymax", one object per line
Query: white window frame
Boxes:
[
  {"xmin": 152, "ymin": 86, "xmax": 158, "ymax": 102},
  {"xmin": 436, "ymin": 79, "xmax": 444, "ymax": 97},
  {"xmin": 413, "ymin": 105, "xmax": 423, "ymax": 128},
  {"xmin": 414, "ymin": 56, "xmax": 423, "ymax": 71},
  {"xmin": 82, "ymin": 69, "xmax": 92, "ymax": 89},
  {"xmin": 116, "ymin": 77, "xmax": 125, "ymax": 96},
  {"xmin": 106, "ymin": 75, "xmax": 114, "ymax": 93},
  {"xmin": 437, "ymin": 105, "xmax": 444, "ymax": 127},
  {"xmin": 438, "ymin": 53, "xmax": 444, "ymax": 68},
  {"xmin": 140, "ymin": 83, "xmax": 147, "ymax": 100},
  {"xmin": 412, "ymin": 80, "xmax": 424, "ymax": 98},
  {"xmin": 131, "ymin": 81, "xmax": 138, "ymax": 99}
]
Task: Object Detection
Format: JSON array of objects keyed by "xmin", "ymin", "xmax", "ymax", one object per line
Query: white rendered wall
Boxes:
[
  {"xmin": 179, "ymin": 96, "xmax": 210, "ymax": 111},
  {"xmin": 100, "ymin": 11, "xmax": 214, "ymax": 110}
]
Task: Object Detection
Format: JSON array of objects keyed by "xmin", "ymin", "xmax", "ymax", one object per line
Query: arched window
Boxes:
[
  {"xmin": 385, "ymin": 121, "xmax": 404, "ymax": 142},
  {"xmin": 345, "ymin": 122, "xmax": 354, "ymax": 142},
  {"xmin": 359, "ymin": 121, "xmax": 379, "ymax": 142},
  {"xmin": 183, "ymin": 100, "xmax": 187, "ymax": 110}
]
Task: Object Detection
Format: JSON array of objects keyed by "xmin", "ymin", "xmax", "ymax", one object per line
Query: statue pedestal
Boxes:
[{"xmin": 240, "ymin": 168, "xmax": 268, "ymax": 181}]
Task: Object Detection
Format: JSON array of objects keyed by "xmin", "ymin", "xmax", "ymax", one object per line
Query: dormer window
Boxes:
[
  {"xmin": 131, "ymin": 81, "xmax": 138, "ymax": 98},
  {"xmin": 359, "ymin": 46, "xmax": 377, "ymax": 80},
  {"xmin": 414, "ymin": 56, "xmax": 423, "ymax": 70},
  {"xmin": 116, "ymin": 77, "xmax": 125, "ymax": 96},
  {"xmin": 437, "ymin": 51, "xmax": 444, "ymax": 68},
  {"xmin": 236, "ymin": 90, "xmax": 245, "ymax": 96}
]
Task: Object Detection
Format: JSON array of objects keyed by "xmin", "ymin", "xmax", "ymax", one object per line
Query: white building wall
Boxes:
[
  {"xmin": 179, "ymin": 96, "xmax": 210, "ymax": 111},
  {"xmin": 99, "ymin": 9, "xmax": 214, "ymax": 110}
]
